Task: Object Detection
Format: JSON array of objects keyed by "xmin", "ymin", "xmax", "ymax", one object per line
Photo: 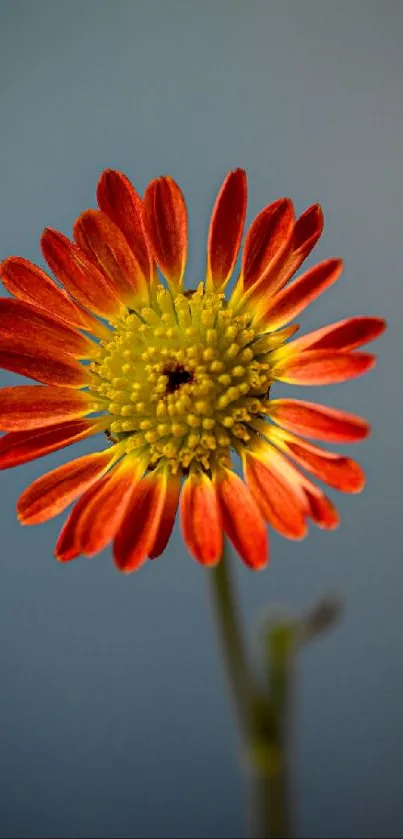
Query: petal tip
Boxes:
[
  {"xmin": 373, "ymin": 317, "xmax": 387, "ymax": 338},
  {"xmin": 249, "ymin": 554, "xmax": 269, "ymax": 571}
]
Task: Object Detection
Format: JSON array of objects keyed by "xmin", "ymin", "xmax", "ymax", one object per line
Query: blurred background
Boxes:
[{"xmin": 0, "ymin": 2, "xmax": 402, "ymax": 837}]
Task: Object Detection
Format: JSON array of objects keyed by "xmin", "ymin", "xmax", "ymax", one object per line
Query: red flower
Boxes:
[{"xmin": 0, "ymin": 169, "xmax": 385, "ymax": 571}]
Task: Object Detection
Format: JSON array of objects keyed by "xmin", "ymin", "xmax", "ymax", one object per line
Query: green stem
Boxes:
[
  {"xmin": 208, "ymin": 544, "xmax": 293, "ymax": 838},
  {"xmin": 252, "ymin": 624, "xmax": 294, "ymax": 839},
  {"xmin": 208, "ymin": 541, "xmax": 253, "ymax": 739}
]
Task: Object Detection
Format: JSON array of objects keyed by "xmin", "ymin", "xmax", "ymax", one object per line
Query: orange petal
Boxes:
[
  {"xmin": 0, "ymin": 418, "xmax": 105, "ymax": 470},
  {"xmin": 180, "ymin": 471, "xmax": 222, "ymax": 566},
  {"xmin": 17, "ymin": 449, "xmax": 117, "ymax": 525},
  {"xmin": 244, "ymin": 452, "xmax": 307, "ymax": 540},
  {"xmin": 0, "ymin": 257, "xmax": 100, "ymax": 335},
  {"xmin": 97, "ymin": 169, "xmax": 154, "ymax": 281},
  {"xmin": 149, "ymin": 471, "xmax": 180, "ymax": 559},
  {"xmin": 76, "ymin": 456, "xmax": 143, "ymax": 556},
  {"xmin": 206, "ymin": 169, "xmax": 247, "ymax": 291},
  {"xmin": 214, "ymin": 469, "xmax": 268, "ymax": 569},
  {"xmin": 271, "ymin": 203, "xmax": 324, "ymax": 294},
  {"xmin": 287, "ymin": 316, "xmax": 387, "ymax": 353},
  {"xmin": 41, "ymin": 229, "xmax": 121, "ymax": 320},
  {"xmin": 274, "ymin": 349, "xmax": 376, "ymax": 385},
  {"xmin": 257, "ymin": 442, "xmax": 339, "ymax": 530},
  {"xmin": 302, "ymin": 483, "xmax": 339, "ymax": 530},
  {"xmin": 241, "ymin": 198, "xmax": 295, "ymax": 295},
  {"xmin": 263, "ymin": 258, "xmax": 343, "ymax": 329},
  {"xmin": 0, "ymin": 345, "xmax": 89, "ymax": 387},
  {"xmin": 143, "ymin": 176, "xmax": 187, "ymax": 288},
  {"xmin": 113, "ymin": 469, "xmax": 168, "ymax": 572},
  {"xmin": 0, "ymin": 298, "xmax": 94, "ymax": 358},
  {"xmin": 272, "ymin": 431, "xmax": 365, "ymax": 493},
  {"xmin": 55, "ymin": 482, "xmax": 102, "ymax": 562},
  {"xmin": 268, "ymin": 399, "xmax": 370, "ymax": 442},
  {"xmin": 73, "ymin": 209, "xmax": 148, "ymax": 304},
  {"xmin": 0, "ymin": 386, "xmax": 97, "ymax": 431}
]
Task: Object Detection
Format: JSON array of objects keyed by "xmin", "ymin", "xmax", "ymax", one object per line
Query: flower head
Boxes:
[{"xmin": 0, "ymin": 169, "xmax": 385, "ymax": 571}]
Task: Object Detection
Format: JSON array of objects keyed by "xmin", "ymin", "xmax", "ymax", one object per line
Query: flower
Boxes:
[{"xmin": 0, "ymin": 169, "xmax": 385, "ymax": 571}]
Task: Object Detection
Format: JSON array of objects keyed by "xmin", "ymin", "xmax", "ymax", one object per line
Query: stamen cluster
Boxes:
[{"xmin": 90, "ymin": 284, "xmax": 276, "ymax": 473}]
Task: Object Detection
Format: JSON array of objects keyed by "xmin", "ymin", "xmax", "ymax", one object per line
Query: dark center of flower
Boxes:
[{"xmin": 164, "ymin": 363, "xmax": 194, "ymax": 394}]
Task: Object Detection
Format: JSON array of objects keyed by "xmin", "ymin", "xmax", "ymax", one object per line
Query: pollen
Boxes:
[{"xmin": 89, "ymin": 284, "xmax": 278, "ymax": 475}]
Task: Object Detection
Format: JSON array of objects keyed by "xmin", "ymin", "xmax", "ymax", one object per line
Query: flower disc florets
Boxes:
[{"xmin": 90, "ymin": 283, "xmax": 274, "ymax": 475}]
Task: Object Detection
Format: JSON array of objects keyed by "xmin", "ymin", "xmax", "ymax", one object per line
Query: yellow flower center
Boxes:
[{"xmin": 89, "ymin": 284, "xmax": 279, "ymax": 474}]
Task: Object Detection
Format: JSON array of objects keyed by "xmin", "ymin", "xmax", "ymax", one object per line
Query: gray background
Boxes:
[{"xmin": 0, "ymin": 2, "xmax": 402, "ymax": 837}]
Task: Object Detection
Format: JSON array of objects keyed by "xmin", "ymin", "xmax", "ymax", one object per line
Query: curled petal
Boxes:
[
  {"xmin": 272, "ymin": 431, "xmax": 365, "ymax": 493},
  {"xmin": 17, "ymin": 449, "xmax": 117, "ymax": 525},
  {"xmin": 242, "ymin": 198, "xmax": 295, "ymax": 295},
  {"xmin": 256, "ymin": 442, "xmax": 339, "ymax": 530},
  {"xmin": 0, "ymin": 257, "xmax": 99, "ymax": 334},
  {"xmin": 143, "ymin": 176, "xmax": 187, "ymax": 288},
  {"xmin": 113, "ymin": 470, "xmax": 168, "ymax": 572},
  {"xmin": 290, "ymin": 203, "xmax": 324, "ymax": 264},
  {"xmin": 206, "ymin": 169, "xmax": 247, "ymax": 290},
  {"xmin": 0, "ymin": 418, "xmax": 105, "ymax": 470},
  {"xmin": 0, "ymin": 386, "xmax": 98, "ymax": 431},
  {"xmin": 214, "ymin": 469, "xmax": 268, "ymax": 569},
  {"xmin": 0, "ymin": 298, "xmax": 94, "ymax": 358},
  {"xmin": 149, "ymin": 471, "xmax": 180, "ymax": 559},
  {"xmin": 180, "ymin": 471, "xmax": 222, "ymax": 566},
  {"xmin": 73, "ymin": 209, "xmax": 148, "ymax": 303},
  {"xmin": 244, "ymin": 452, "xmax": 307, "ymax": 540},
  {"xmin": 41, "ymin": 229, "xmax": 121, "ymax": 320},
  {"xmin": 274, "ymin": 349, "xmax": 376, "ymax": 385},
  {"xmin": 288, "ymin": 316, "xmax": 387, "ymax": 354},
  {"xmin": 272, "ymin": 203, "xmax": 324, "ymax": 293},
  {"xmin": 268, "ymin": 399, "xmax": 370, "ymax": 442},
  {"xmin": 97, "ymin": 169, "xmax": 154, "ymax": 280},
  {"xmin": 263, "ymin": 258, "xmax": 343, "ymax": 329}
]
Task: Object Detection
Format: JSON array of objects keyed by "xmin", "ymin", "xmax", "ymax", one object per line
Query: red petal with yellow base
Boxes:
[
  {"xmin": 272, "ymin": 431, "xmax": 365, "ymax": 493},
  {"xmin": 0, "ymin": 344, "xmax": 89, "ymax": 387},
  {"xmin": 0, "ymin": 418, "xmax": 105, "ymax": 469},
  {"xmin": 244, "ymin": 452, "xmax": 307, "ymax": 540},
  {"xmin": 274, "ymin": 349, "xmax": 376, "ymax": 385},
  {"xmin": 180, "ymin": 471, "xmax": 222, "ymax": 566},
  {"xmin": 143, "ymin": 176, "xmax": 187, "ymax": 288},
  {"xmin": 288, "ymin": 316, "xmax": 387, "ymax": 353},
  {"xmin": 258, "ymin": 443, "xmax": 340, "ymax": 531},
  {"xmin": 273, "ymin": 204, "xmax": 324, "ymax": 292},
  {"xmin": 268, "ymin": 399, "xmax": 370, "ymax": 442},
  {"xmin": 263, "ymin": 258, "xmax": 343, "ymax": 329},
  {"xmin": 0, "ymin": 257, "xmax": 99, "ymax": 334},
  {"xmin": 97, "ymin": 169, "xmax": 154, "ymax": 281},
  {"xmin": 73, "ymin": 209, "xmax": 148, "ymax": 303},
  {"xmin": 0, "ymin": 386, "xmax": 97, "ymax": 431},
  {"xmin": 149, "ymin": 471, "xmax": 180, "ymax": 559},
  {"xmin": 17, "ymin": 448, "xmax": 117, "ymax": 525},
  {"xmin": 242, "ymin": 198, "xmax": 294, "ymax": 295},
  {"xmin": 74, "ymin": 457, "xmax": 143, "ymax": 557},
  {"xmin": 0, "ymin": 298, "xmax": 94, "ymax": 358},
  {"xmin": 113, "ymin": 470, "xmax": 169, "ymax": 572},
  {"xmin": 41, "ymin": 229, "xmax": 122, "ymax": 320},
  {"xmin": 206, "ymin": 168, "xmax": 247, "ymax": 291},
  {"xmin": 214, "ymin": 469, "xmax": 268, "ymax": 569}
]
